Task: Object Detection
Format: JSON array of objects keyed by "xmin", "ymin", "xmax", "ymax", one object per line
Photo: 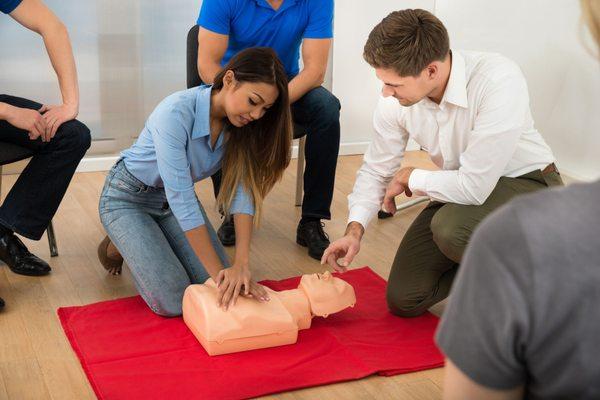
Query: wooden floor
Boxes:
[{"xmin": 0, "ymin": 152, "xmax": 445, "ymax": 399}]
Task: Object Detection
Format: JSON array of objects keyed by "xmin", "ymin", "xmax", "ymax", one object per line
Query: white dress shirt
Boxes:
[{"xmin": 348, "ymin": 50, "xmax": 555, "ymax": 229}]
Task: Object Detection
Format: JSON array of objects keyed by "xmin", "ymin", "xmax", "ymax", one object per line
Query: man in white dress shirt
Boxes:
[{"xmin": 322, "ymin": 9, "xmax": 562, "ymax": 317}]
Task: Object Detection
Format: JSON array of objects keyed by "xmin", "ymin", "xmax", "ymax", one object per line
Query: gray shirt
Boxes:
[{"xmin": 436, "ymin": 181, "xmax": 600, "ymax": 399}]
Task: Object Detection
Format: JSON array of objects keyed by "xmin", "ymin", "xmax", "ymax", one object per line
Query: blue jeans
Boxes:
[{"xmin": 99, "ymin": 160, "xmax": 229, "ymax": 316}]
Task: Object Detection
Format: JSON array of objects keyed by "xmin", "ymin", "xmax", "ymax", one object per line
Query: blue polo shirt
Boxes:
[
  {"xmin": 197, "ymin": 0, "xmax": 334, "ymax": 77},
  {"xmin": 0, "ymin": 0, "xmax": 21, "ymax": 14}
]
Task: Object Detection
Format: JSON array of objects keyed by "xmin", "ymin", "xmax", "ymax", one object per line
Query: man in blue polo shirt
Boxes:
[
  {"xmin": 0, "ymin": 0, "xmax": 91, "ymax": 311},
  {"xmin": 196, "ymin": 0, "xmax": 340, "ymax": 261}
]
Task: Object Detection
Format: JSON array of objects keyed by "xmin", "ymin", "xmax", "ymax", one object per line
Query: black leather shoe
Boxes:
[
  {"xmin": 378, "ymin": 209, "xmax": 394, "ymax": 219},
  {"xmin": 0, "ymin": 232, "xmax": 51, "ymax": 276},
  {"xmin": 0, "ymin": 296, "xmax": 5, "ymax": 311},
  {"xmin": 217, "ymin": 215, "xmax": 236, "ymax": 247},
  {"xmin": 296, "ymin": 220, "xmax": 330, "ymax": 261}
]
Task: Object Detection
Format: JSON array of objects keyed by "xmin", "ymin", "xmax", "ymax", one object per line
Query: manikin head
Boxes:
[
  {"xmin": 363, "ymin": 9, "xmax": 451, "ymax": 106},
  {"xmin": 299, "ymin": 271, "xmax": 356, "ymax": 317}
]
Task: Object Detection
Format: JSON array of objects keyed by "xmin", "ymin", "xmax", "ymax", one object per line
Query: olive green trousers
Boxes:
[{"xmin": 386, "ymin": 169, "xmax": 563, "ymax": 317}]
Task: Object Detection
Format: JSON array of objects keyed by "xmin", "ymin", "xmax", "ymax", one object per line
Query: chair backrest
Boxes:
[{"xmin": 187, "ymin": 25, "xmax": 202, "ymax": 89}]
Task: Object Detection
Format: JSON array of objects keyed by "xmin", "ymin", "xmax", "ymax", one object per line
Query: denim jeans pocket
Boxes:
[
  {"xmin": 112, "ymin": 178, "xmax": 142, "ymax": 194},
  {"xmin": 109, "ymin": 163, "xmax": 146, "ymax": 194}
]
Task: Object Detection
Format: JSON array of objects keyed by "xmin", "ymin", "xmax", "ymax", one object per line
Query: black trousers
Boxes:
[
  {"xmin": 0, "ymin": 94, "xmax": 91, "ymax": 240},
  {"xmin": 211, "ymin": 86, "xmax": 341, "ymax": 220}
]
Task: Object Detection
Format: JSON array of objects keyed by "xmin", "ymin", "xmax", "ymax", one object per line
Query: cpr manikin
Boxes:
[{"xmin": 183, "ymin": 271, "xmax": 356, "ymax": 355}]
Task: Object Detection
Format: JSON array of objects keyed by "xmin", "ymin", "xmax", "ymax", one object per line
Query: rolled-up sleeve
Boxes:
[
  {"xmin": 150, "ymin": 109, "xmax": 205, "ymax": 231},
  {"xmin": 229, "ymin": 182, "xmax": 255, "ymax": 216}
]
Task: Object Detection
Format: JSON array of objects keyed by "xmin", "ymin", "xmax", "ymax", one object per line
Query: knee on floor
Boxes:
[
  {"xmin": 386, "ymin": 288, "xmax": 428, "ymax": 318},
  {"xmin": 147, "ymin": 294, "xmax": 183, "ymax": 317}
]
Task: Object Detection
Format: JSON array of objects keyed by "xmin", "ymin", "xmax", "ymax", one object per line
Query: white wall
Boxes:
[
  {"xmin": 436, "ymin": 0, "xmax": 600, "ymax": 181},
  {"xmin": 333, "ymin": 0, "xmax": 600, "ymax": 180},
  {"xmin": 332, "ymin": 0, "xmax": 434, "ymax": 153}
]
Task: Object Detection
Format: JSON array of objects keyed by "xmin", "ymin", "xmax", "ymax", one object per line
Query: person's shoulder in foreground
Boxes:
[{"xmin": 436, "ymin": 180, "xmax": 600, "ymax": 399}]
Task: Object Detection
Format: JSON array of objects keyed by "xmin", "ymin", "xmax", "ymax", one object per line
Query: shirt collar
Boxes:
[
  {"xmin": 192, "ymin": 85, "xmax": 212, "ymax": 140},
  {"xmin": 440, "ymin": 50, "xmax": 468, "ymax": 109},
  {"xmin": 254, "ymin": 0, "xmax": 298, "ymax": 13}
]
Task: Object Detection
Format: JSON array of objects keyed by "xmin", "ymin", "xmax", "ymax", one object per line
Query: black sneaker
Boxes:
[
  {"xmin": 0, "ymin": 231, "xmax": 51, "ymax": 276},
  {"xmin": 217, "ymin": 215, "xmax": 236, "ymax": 247},
  {"xmin": 296, "ymin": 220, "xmax": 330, "ymax": 261}
]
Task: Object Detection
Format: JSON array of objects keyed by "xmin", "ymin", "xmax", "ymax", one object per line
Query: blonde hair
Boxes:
[
  {"xmin": 582, "ymin": 0, "xmax": 600, "ymax": 52},
  {"xmin": 212, "ymin": 48, "xmax": 292, "ymax": 225}
]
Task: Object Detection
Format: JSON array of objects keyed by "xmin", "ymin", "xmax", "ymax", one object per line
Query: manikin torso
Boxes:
[{"xmin": 183, "ymin": 272, "xmax": 356, "ymax": 355}]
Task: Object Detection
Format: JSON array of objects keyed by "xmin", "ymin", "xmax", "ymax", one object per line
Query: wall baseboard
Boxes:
[
  {"xmin": 75, "ymin": 156, "xmax": 120, "ymax": 173},
  {"xmin": 75, "ymin": 141, "xmax": 376, "ymax": 173},
  {"xmin": 10, "ymin": 140, "xmax": 590, "ymax": 183}
]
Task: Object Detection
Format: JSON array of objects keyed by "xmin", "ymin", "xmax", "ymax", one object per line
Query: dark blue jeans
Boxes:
[
  {"xmin": 0, "ymin": 94, "xmax": 91, "ymax": 240},
  {"xmin": 212, "ymin": 86, "xmax": 341, "ymax": 220}
]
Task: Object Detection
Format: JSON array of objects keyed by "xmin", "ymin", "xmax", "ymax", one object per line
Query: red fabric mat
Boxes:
[{"xmin": 58, "ymin": 267, "xmax": 444, "ymax": 400}]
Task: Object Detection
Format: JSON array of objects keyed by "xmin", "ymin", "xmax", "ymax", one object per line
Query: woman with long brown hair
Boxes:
[{"xmin": 97, "ymin": 47, "xmax": 291, "ymax": 316}]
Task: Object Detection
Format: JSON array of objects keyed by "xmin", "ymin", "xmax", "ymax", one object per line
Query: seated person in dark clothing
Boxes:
[{"xmin": 0, "ymin": 0, "xmax": 91, "ymax": 311}]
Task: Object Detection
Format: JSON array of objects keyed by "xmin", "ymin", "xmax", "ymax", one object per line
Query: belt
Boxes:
[{"xmin": 541, "ymin": 163, "xmax": 559, "ymax": 175}]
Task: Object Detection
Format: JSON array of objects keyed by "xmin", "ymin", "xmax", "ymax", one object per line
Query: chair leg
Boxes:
[
  {"xmin": 47, "ymin": 220, "xmax": 58, "ymax": 257},
  {"xmin": 295, "ymin": 136, "xmax": 306, "ymax": 207}
]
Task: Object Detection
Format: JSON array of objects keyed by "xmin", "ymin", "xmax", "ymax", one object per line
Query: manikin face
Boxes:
[
  {"xmin": 375, "ymin": 66, "xmax": 437, "ymax": 107},
  {"xmin": 299, "ymin": 271, "xmax": 356, "ymax": 317},
  {"xmin": 221, "ymin": 70, "xmax": 279, "ymax": 128}
]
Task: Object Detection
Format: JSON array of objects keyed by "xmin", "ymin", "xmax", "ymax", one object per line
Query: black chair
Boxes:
[
  {"xmin": 186, "ymin": 25, "xmax": 307, "ymax": 206},
  {"xmin": 0, "ymin": 142, "xmax": 58, "ymax": 256}
]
